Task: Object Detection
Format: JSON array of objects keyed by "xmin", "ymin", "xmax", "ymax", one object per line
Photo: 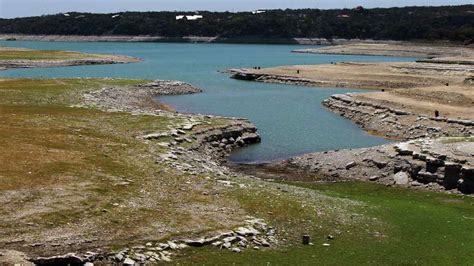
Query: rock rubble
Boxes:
[
  {"xmin": 31, "ymin": 218, "xmax": 276, "ymax": 265},
  {"xmin": 274, "ymin": 137, "xmax": 473, "ymax": 194}
]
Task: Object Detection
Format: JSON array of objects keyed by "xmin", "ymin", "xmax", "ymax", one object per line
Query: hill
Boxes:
[{"xmin": 0, "ymin": 5, "xmax": 473, "ymax": 42}]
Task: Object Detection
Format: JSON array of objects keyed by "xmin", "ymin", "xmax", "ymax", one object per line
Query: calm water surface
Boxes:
[{"xmin": 0, "ymin": 41, "xmax": 414, "ymax": 163}]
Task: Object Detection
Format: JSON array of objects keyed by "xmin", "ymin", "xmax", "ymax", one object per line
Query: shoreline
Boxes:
[
  {"xmin": 0, "ymin": 57, "xmax": 141, "ymax": 70},
  {"xmin": 239, "ymin": 137, "xmax": 474, "ymax": 194},
  {"xmin": 227, "ymin": 42, "xmax": 473, "ymax": 194},
  {"xmin": 229, "ymin": 60, "xmax": 473, "ymax": 90},
  {"xmin": 2, "ymin": 34, "xmax": 467, "ymax": 46},
  {"xmin": 81, "ymin": 79, "xmax": 263, "ymax": 160},
  {"xmin": 0, "ymin": 34, "xmax": 335, "ymax": 45}
]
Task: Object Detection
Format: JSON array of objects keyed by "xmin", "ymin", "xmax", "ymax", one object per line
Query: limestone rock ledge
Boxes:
[{"xmin": 323, "ymin": 93, "xmax": 473, "ymax": 140}]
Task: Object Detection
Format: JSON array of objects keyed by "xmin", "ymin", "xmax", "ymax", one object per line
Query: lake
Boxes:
[{"xmin": 0, "ymin": 41, "xmax": 414, "ymax": 163}]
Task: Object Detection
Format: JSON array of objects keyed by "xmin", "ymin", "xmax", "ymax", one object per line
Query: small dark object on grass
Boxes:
[
  {"xmin": 446, "ymin": 83, "xmax": 449, "ymax": 86},
  {"xmin": 302, "ymin": 235, "xmax": 311, "ymax": 245},
  {"xmin": 297, "ymin": 70, "xmax": 300, "ymax": 74},
  {"xmin": 435, "ymin": 110, "xmax": 440, "ymax": 117},
  {"xmin": 381, "ymin": 89, "xmax": 385, "ymax": 92}
]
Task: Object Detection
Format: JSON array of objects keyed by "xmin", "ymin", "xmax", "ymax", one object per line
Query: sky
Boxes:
[{"xmin": 0, "ymin": 0, "xmax": 472, "ymax": 18}]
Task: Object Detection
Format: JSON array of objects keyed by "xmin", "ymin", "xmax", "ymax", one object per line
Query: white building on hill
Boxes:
[
  {"xmin": 252, "ymin": 10, "xmax": 266, "ymax": 14},
  {"xmin": 176, "ymin": 15, "xmax": 203, "ymax": 21}
]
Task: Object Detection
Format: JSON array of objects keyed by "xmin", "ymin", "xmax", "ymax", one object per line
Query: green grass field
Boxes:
[{"xmin": 176, "ymin": 181, "xmax": 474, "ymax": 265}]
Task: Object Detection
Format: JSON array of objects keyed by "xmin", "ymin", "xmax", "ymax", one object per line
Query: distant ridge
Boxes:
[{"xmin": 0, "ymin": 5, "xmax": 473, "ymax": 43}]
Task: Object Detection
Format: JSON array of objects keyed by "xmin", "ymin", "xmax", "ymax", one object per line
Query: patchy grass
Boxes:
[
  {"xmin": 0, "ymin": 47, "xmax": 116, "ymax": 61},
  {"xmin": 0, "ymin": 78, "xmax": 251, "ymax": 255},
  {"xmin": 176, "ymin": 181, "xmax": 474, "ymax": 265}
]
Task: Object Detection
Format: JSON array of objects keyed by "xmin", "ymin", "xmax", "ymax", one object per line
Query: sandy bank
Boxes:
[{"xmin": 229, "ymin": 61, "xmax": 472, "ymax": 90}]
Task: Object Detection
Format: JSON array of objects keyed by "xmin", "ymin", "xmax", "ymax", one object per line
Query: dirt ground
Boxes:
[
  {"xmin": 357, "ymin": 85, "xmax": 474, "ymax": 120},
  {"xmin": 234, "ymin": 61, "xmax": 471, "ymax": 89}
]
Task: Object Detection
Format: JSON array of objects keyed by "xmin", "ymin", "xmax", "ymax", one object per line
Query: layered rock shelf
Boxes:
[
  {"xmin": 323, "ymin": 94, "xmax": 473, "ymax": 140},
  {"xmin": 229, "ymin": 69, "xmax": 339, "ymax": 87},
  {"xmin": 393, "ymin": 139, "xmax": 474, "ymax": 193},
  {"xmin": 272, "ymin": 137, "xmax": 473, "ymax": 194}
]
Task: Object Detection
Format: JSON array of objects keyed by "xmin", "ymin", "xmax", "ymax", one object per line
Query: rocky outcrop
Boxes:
[
  {"xmin": 30, "ymin": 218, "xmax": 276, "ymax": 264},
  {"xmin": 229, "ymin": 69, "xmax": 344, "ymax": 87},
  {"xmin": 272, "ymin": 137, "xmax": 473, "ymax": 194},
  {"xmin": 191, "ymin": 121, "xmax": 261, "ymax": 158},
  {"xmin": 82, "ymin": 80, "xmax": 202, "ymax": 113},
  {"xmin": 465, "ymin": 76, "xmax": 474, "ymax": 85},
  {"xmin": 393, "ymin": 139, "xmax": 474, "ymax": 193},
  {"xmin": 150, "ymin": 117, "xmax": 261, "ymax": 178},
  {"xmin": 323, "ymin": 93, "xmax": 473, "ymax": 139}
]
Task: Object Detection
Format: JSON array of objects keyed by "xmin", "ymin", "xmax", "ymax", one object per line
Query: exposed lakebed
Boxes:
[{"xmin": 0, "ymin": 41, "xmax": 415, "ymax": 163}]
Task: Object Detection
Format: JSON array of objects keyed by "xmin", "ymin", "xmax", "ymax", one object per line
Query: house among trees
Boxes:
[
  {"xmin": 252, "ymin": 10, "xmax": 266, "ymax": 15},
  {"xmin": 176, "ymin": 15, "xmax": 203, "ymax": 21},
  {"xmin": 337, "ymin": 14, "xmax": 350, "ymax": 18}
]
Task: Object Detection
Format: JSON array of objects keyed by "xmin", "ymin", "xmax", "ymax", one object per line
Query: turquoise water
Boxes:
[{"xmin": 0, "ymin": 41, "xmax": 414, "ymax": 163}]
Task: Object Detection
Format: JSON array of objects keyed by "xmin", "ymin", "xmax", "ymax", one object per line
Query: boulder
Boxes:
[
  {"xmin": 142, "ymin": 132, "xmax": 169, "ymax": 140},
  {"xmin": 182, "ymin": 124, "xmax": 196, "ymax": 130},
  {"xmin": 458, "ymin": 178, "xmax": 474, "ymax": 194},
  {"xmin": 34, "ymin": 253, "xmax": 83, "ymax": 265},
  {"xmin": 345, "ymin": 161, "xmax": 357, "ymax": 170},
  {"xmin": 369, "ymin": 176, "xmax": 379, "ymax": 181},
  {"xmin": 235, "ymin": 227, "xmax": 260, "ymax": 236},
  {"xmin": 417, "ymin": 171, "xmax": 440, "ymax": 183},
  {"xmin": 184, "ymin": 238, "xmax": 207, "ymax": 247},
  {"xmin": 393, "ymin": 171, "xmax": 409, "ymax": 185},
  {"xmin": 444, "ymin": 163, "xmax": 462, "ymax": 189},
  {"xmin": 461, "ymin": 166, "xmax": 474, "ymax": 181},
  {"xmin": 241, "ymin": 132, "xmax": 261, "ymax": 144},
  {"xmin": 231, "ymin": 248, "xmax": 241, "ymax": 253}
]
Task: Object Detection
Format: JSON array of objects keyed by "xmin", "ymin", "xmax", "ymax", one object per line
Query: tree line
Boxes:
[{"xmin": 0, "ymin": 5, "xmax": 473, "ymax": 42}]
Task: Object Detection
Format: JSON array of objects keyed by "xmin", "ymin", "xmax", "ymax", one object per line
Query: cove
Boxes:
[{"xmin": 0, "ymin": 41, "xmax": 414, "ymax": 163}]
